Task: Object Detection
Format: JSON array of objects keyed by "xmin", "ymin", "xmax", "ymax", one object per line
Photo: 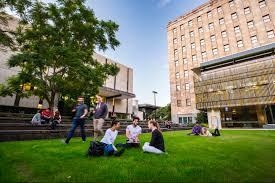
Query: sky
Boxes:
[
  {"xmin": 87, "ymin": 0, "xmax": 207, "ymax": 106},
  {"xmin": 8, "ymin": 0, "xmax": 207, "ymax": 106}
]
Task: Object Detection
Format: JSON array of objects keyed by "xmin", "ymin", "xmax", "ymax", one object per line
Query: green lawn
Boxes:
[{"xmin": 0, "ymin": 130, "xmax": 275, "ymax": 183}]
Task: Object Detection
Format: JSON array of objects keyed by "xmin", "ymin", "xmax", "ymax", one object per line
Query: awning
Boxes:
[{"xmin": 99, "ymin": 86, "xmax": 135, "ymax": 100}]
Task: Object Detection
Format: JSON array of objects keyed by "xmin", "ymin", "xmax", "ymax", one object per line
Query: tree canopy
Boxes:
[{"xmin": 0, "ymin": 0, "xmax": 120, "ymax": 108}]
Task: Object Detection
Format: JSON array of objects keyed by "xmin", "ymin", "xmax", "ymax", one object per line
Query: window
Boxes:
[
  {"xmin": 217, "ymin": 6, "xmax": 223, "ymax": 13},
  {"xmin": 244, "ymin": 7, "xmax": 251, "ymax": 14},
  {"xmin": 177, "ymin": 100, "xmax": 182, "ymax": 107},
  {"xmin": 186, "ymin": 99, "xmax": 191, "ymax": 106},
  {"xmin": 221, "ymin": 31, "xmax": 227, "ymax": 38},
  {"xmin": 263, "ymin": 14, "xmax": 270, "ymax": 23},
  {"xmin": 237, "ymin": 40, "xmax": 244, "ymax": 47},
  {"xmin": 259, "ymin": 0, "xmax": 266, "ymax": 8},
  {"xmin": 175, "ymin": 60, "xmax": 179, "ymax": 66},
  {"xmin": 267, "ymin": 30, "xmax": 275, "ymax": 39},
  {"xmin": 251, "ymin": 35, "xmax": 258, "ymax": 44},
  {"xmin": 173, "ymin": 38, "xmax": 177, "ymax": 44},
  {"xmin": 247, "ymin": 21, "xmax": 254, "ymax": 29},
  {"xmin": 185, "ymin": 83, "xmax": 190, "ymax": 91},
  {"xmin": 188, "ymin": 20, "xmax": 193, "ymax": 26},
  {"xmin": 183, "ymin": 58, "xmax": 188, "ymax": 64},
  {"xmin": 231, "ymin": 12, "xmax": 237, "ymax": 20},
  {"xmin": 202, "ymin": 52, "xmax": 207, "ymax": 59},
  {"xmin": 173, "ymin": 28, "xmax": 177, "ymax": 35},
  {"xmin": 192, "ymin": 55, "xmax": 197, "ymax": 61},
  {"xmin": 198, "ymin": 27, "xmax": 203, "ymax": 33},
  {"xmin": 234, "ymin": 26, "xmax": 240, "ymax": 34},
  {"xmin": 209, "ymin": 22, "xmax": 214, "ymax": 30},
  {"xmin": 176, "ymin": 85, "xmax": 181, "ymax": 91},
  {"xmin": 181, "ymin": 35, "xmax": 185, "ymax": 41},
  {"xmin": 210, "ymin": 35, "xmax": 216, "ymax": 42},
  {"xmin": 197, "ymin": 16, "xmax": 202, "ymax": 22},
  {"xmin": 182, "ymin": 46, "xmax": 186, "ymax": 52},
  {"xmin": 175, "ymin": 72, "xmax": 180, "ymax": 79},
  {"xmin": 219, "ymin": 18, "xmax": 225, "ymax": 25},
  {"xmin": 212, "ymin": 48, "xmax": 218, "ymax": 55},
  {"xmin": 190, "ymin": 31, "xmax": 194, "ymax": 37},
  {"xmin": 229, "ymin": 0, "xmax": 234, "ymax": 7},
  {"xmin": 174, "ymin": 49, "xmax": 178, "ymax": 57},
  {"xmin": 184, "ymin": 70, "xmax": 188, "ymax": 77},
  {"xmin": 191, "ymin": 42, "xmax": 195, "ymax": 49},
  {"xmin": 200, "ymin": 39, "xmax": 205, "ymax": 46},
  {"xmin": 224, "ymin": 44, "xmax": 230, "ymax": 52},
  {"xmin": 180, "ymin": 24, "xmax": 184, "ymax": 30},
  {"xmin": 207, "ymin": 11, "xmax": 212, "ymax": 18}
]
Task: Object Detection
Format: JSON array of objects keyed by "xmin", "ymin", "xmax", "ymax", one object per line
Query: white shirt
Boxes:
[
  {"xmin": 126, "ymin": 124, "xmax": 142, "ymax": 140},
  {"xmin": 101, "ymin": 128, "xmax": 118, "ymax": 145}
]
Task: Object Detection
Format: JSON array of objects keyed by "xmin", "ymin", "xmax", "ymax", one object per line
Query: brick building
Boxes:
[{"xmin": 167, "ymin": 0, "xmax": 275, "ymax": 125}]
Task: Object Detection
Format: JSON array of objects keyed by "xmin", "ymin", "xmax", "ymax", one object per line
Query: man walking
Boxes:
[
  {"xmin": 64, "ymin": 96, "xmax": 88, "ymax": 144},
  {"xmin": 93, "ymin": 95, "xmax": 108, "ymax": 140}
]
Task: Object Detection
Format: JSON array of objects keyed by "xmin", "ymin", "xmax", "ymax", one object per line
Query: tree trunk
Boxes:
[
  {"xmin": 48, "ymin": 92, "xmax": 56, "ymax": 111},
  {"xmin": 14, "ymin": 93, "xmax": 21, "ymax": 107}
]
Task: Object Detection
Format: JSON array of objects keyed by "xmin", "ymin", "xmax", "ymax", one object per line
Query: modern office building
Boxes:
[
  {"xmin": 0, "ymin": 16, "xmax": 135, "ymax": 118},
  {"xmin": 167, "ymin": 0, "xmax": 275, "ymax": 126}
]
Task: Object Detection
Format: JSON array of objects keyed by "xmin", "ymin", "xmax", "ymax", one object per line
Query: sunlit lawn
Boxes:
[{"xmin": 0, "ymin": 130, "xmax": 275, "ymax": 182}]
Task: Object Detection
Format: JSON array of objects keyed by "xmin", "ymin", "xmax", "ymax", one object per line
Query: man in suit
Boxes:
[{"xmin": 93, "ymin": 95, "xmax": 108, "ymax": 140}]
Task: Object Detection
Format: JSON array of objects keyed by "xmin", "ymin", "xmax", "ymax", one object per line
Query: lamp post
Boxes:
[{"xmin": 152, "ymin": 91, "xmax": 158, "ymax": 120}]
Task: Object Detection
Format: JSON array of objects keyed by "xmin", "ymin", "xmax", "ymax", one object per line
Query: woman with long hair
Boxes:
[{"xmin": 142, "ymin": 120, "xmax": 165, "ymax": 154}]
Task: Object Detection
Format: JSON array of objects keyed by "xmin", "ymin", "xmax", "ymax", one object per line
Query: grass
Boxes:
[{"xmin": 0, "ymin": 130, "xmax": 275, "ymax": 183}]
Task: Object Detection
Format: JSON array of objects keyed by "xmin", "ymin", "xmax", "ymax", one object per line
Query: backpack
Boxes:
[{"xmin": 87, "ymin": 141, "xmax": 105, "ymax": 157}]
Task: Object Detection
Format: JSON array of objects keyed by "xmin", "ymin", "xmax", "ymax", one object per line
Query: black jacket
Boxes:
[
  {"xmin": 94, "ymin": 103, "xmax": 108, "ymax": 119},
  {"xmin": 150, "ymin": 129, "xmax": 165, "ymax": 152}
]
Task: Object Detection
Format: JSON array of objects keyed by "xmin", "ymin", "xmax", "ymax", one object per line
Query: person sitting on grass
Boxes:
[
  {"xmin": 187, "ymin": 122, "xmax": 202, "ymax": 135},
  {"xmin": 142, "ymin": 120, "xmax": 165, "ymax": 154},
  {"xmin": 50, "ymin": 111, "xmax": 62, "ymax": 130},
  {"xmin": 101, "ymin": 120, "xmax": 125, "ymax": 156},
  {"xmin": 126, "ymin": 116, "xmax": 142, "ymax": 147},
  {"xmin": 31, "ymin": 110, "xmax": 42, "ymax": 125}
]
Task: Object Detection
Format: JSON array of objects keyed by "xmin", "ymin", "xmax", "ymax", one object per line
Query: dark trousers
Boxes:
[
  {"xmin": 65, "ymin": 118, "xmax": 86, "ymax": 143},
  {"xmin": 212, "ymin": 129, "xmax": 220, "ymax": 136}
]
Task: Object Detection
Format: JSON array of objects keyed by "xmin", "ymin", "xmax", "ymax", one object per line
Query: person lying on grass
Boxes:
[
  {"xmin": 142, "ymin": 120, "xmax": 165, "ymax": 154},
  {"xmin": 200, "ymin": 127, "xmax": 221, "ymax": 137},
  {"xmin": 100, "ymin": 120, "xmax": 125, "ymax": 156},
  {"xmin": 187, "ymin": 122, "xmax": 202, "ymax": 135},
  {"xmin": 126, "ymin": 116, "xmax": 142, "ymax": 148}
]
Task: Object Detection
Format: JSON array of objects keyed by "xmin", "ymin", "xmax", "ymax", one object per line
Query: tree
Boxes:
[
  {"xmin": 196, "ymin": 111, "xmax": 208, "ymax": 124},
  {"xmin": 149, "ymin": 103, "xmax": 171, "ymax": 120},
  {"xmin": 0, "ymin": 0, "xmax": 120, "ymax": 109},
  {"xmin": 0, "ymin": 0, "xmax": 31, "ymax": 50}
]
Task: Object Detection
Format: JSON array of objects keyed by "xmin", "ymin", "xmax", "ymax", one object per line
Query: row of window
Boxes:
[
  {"xmin": 175, "ymin": 70, "xmax": 189, "ymax": 78},
  {"xmin": 175, "ymin": 0, "xmax": 267, "ymax": 31},
  {"xmin": 176, "ymin": 83, "xmax": 190, "ymax": 91},
  {"xmin": 174, "ymin": 14, "xmax": 271, "ymax": 42},
  {"xmin": 173, "ymin": 30, "xmax": 275, "ymax": 60},
  {"xmin": 177, "ymin": 99, "xmax": 191, "ymax": 107}
]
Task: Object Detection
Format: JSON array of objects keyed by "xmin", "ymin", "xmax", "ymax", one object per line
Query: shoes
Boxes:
[{"xmin": 61, "ymin": 139, "xmax": 68, "ymax": 144}]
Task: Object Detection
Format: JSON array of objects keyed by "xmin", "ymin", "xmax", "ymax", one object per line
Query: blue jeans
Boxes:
[{"xmin": 65, "ymin": 118, "xmax": 86, "ymax": 143}]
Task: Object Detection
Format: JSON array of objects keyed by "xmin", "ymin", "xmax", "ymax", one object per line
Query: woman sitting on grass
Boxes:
[
  {"xmin": 142, "ymin": 120, "xmax": 165, "ymax": 154},
  {"xmin": 100, "ymin": 120, "xmax": 125, "ymax": 156}
]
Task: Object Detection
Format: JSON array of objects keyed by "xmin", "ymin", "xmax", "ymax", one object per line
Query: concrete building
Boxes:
[
  {"xmin": 167, "ymin": 0, "xmax": 275, "ymax": 124},
  {"xmin": 0, "ymin": 16, "xmax": 135, "ymax": 118}
]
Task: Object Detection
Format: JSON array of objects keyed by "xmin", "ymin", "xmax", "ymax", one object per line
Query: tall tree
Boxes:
[
  {"xmin": 0, "ymin": 0, "xmax": 120, "ymax": 108},
  {"xmin": 0, "ymin": 0, "xmax": 31, "ymax": 50}
]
